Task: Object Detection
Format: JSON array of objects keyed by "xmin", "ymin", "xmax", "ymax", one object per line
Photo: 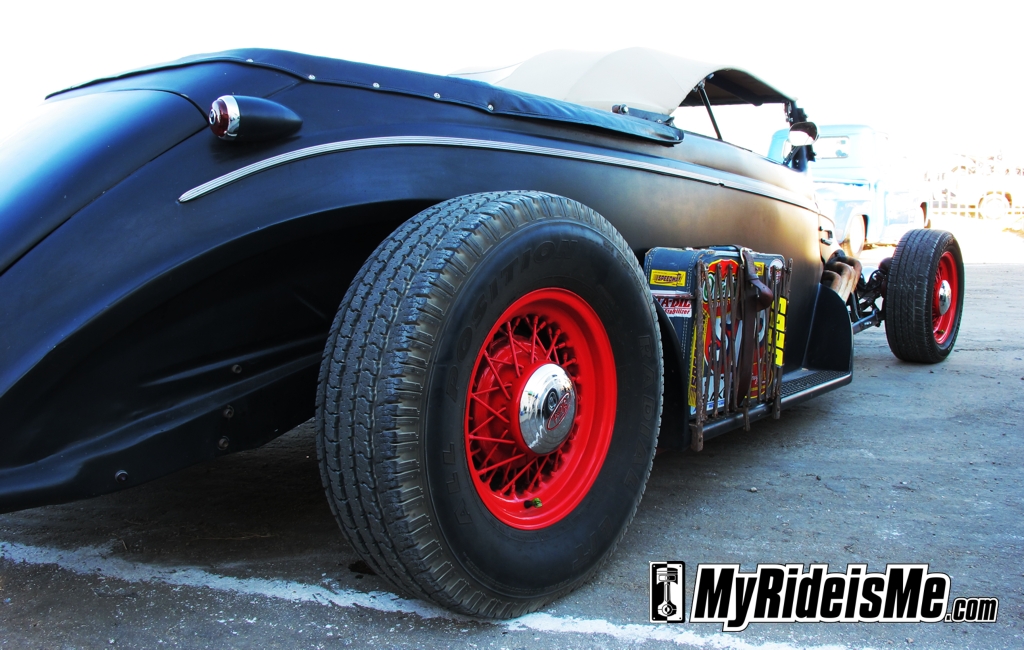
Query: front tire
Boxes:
[
  {"xmin": 316, "ymin": 191, "xmax": 663, "ymax": 617},
  {"xmin": 884, "ymin": 229, "xmax": 964, "ymax": 363}
]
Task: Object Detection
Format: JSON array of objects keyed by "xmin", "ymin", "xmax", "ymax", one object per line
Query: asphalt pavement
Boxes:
[{"xmin": 1, "ymin": 219, "xmax": 1022, "ymax": 649}]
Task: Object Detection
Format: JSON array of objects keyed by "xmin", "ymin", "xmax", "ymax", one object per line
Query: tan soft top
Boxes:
[{"xmin": 451, "ymin": 47, "xmax": 794, "ymax": 115}]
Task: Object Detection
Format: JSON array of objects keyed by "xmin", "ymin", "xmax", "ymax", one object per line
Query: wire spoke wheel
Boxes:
[{"xmin": 465, "ymin": 289, "xmax": 616, "ymax": 529}]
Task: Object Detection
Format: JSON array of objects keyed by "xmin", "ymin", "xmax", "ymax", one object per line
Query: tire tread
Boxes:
[{"xmin": 315, "ymin": 192, "xmax": 660, "ymax": 617}]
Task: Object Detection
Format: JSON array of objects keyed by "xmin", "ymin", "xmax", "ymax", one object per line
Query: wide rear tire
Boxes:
[
  {"xmin": 315, "ymin": 191, "xmax": 662, "ymax": 617},
  {"xmin": 884, "ymin": 229, "xmax": 964, "ymax": 363}
]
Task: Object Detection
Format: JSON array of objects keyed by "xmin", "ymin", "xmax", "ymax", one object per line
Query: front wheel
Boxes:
[
  {"xmin": 884, "ymin": 229, "xmax": 964, "ymax": 363},
  {"xmin": 316, "ymin": 191, "xmax": 663, "ymax": 617}
]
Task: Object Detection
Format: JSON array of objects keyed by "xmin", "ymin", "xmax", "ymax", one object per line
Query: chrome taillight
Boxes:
[
  {"xmin": 209, "ymin": 96, "xmax": 241, "ymax": 140},
  {"xmin": 208, "ymin": 95, "xmax": 301, "ymax": 142}
]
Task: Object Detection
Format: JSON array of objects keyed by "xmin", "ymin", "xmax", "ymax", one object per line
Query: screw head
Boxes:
[
  {"xmin": 217, "ymin": 437, "xmax": 230, "ymax": 451},
  {"xmin": 433, "ymin": 92, "xmax": 441, "ymax": 99},
  {"xmin": 231, "ymin": 364, "xmax": 242, "ymax": 374},
  {"xmin": 222, "ymin": 405, "xmax": 235, "ymax": 419},
  {"xmin": 487, "ymin": 104, "xmax": 494, "ymax": 111},
  {"xmin": 372, "ymin": 82, "xmax": 380, "ymax": 88},
  {"xmin": 114, "ymin": 470, "xmax": 129, "ymax": 483}
]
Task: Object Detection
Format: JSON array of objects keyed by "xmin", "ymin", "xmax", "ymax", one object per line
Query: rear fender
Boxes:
[{"xmin": 0, "ymin": 90, "xmax": 206, "ymax": 275}]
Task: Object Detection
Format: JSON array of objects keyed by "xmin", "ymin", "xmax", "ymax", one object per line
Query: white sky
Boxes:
[{"xmin": 2, "ymin": 0, "xmax": 1021, "ymax": 167}]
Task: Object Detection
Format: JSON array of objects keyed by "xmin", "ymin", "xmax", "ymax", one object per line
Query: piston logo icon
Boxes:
[{"xmin": 650, "ymin": 561, "xmax": 686, "ymax": 622}]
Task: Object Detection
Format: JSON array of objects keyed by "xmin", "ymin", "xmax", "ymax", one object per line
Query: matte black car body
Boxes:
[{"xmin": 0, "ymin": 49, "xmax": 842, "ymax": 513}]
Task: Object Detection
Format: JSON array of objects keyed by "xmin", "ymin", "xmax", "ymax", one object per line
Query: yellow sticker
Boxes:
[
  {"xmin": 754, "ymin": 261, "xmax": 765, "ymax": 276},
  {"xmin": 650, "ymin": 269, "xmax": 687, "ymax": 287},
  {"xmin": 774, "ymin": 305, "xmax": 786, "ymax": 366}
]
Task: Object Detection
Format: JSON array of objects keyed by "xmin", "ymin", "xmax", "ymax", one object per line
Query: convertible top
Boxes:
[
  {"xmin": 50, "ymin": 48, "xmax": 794, "ymax": 147},
  {"xmin": 450, "ymin": 48, "xmax": 795, "ymax": 115}
]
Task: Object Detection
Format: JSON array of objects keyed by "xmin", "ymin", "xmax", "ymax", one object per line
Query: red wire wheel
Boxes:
[
  {"xmin": 932, "ymin": 250, "xmax": 958, "ymax": 345},
  {"xmin": 885, "ymin": 228, "xmax": 964, "ymax": 363},
  {"xmin": 464, "ymin": 288, "xmax": 617, "ymax": 529}
]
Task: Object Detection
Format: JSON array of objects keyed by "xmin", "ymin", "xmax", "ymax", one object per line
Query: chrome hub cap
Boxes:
[
  {"xmin": 938, "ymin": 280, "xmax": 952, "ymax": 315},
  {"xmin": 517, "ymin": 363, "xmax": 576, "ymax": 455}
]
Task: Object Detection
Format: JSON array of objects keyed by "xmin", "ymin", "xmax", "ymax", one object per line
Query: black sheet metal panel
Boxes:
[
  {"xmin": 0, "ymin": 53, "xmax": 828, "ymax": 512},
  {"xmin": 0, "ymin": 90, "xmax": 206, "ymax": 275},
  {"xmin": 802, "ymin": 284, "xmax": 855, "ymax": 373}
]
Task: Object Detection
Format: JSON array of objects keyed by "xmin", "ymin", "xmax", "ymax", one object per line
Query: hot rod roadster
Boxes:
[{"xmin": 0, "ymin": 47, "xmax": 964, "ymax": 618}]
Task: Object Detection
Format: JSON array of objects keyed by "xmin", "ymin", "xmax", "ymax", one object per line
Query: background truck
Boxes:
[{"xmin": 769, "ymin": 124, "xmax": 928, "ymax": 255}]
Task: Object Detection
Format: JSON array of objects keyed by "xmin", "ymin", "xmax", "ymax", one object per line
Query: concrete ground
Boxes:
[{"xmin": 1, "ymin": 217, "xmax": 1022, "ymax": 649}]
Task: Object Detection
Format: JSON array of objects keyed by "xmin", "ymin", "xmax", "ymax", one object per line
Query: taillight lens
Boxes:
[{"xmin": 208, "ymin": 96, "xmax": 240, "ymax": 140}]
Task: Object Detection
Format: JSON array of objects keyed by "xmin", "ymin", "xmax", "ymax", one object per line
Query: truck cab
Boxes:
[{"xmin": 769, "ymin": 124, "xmax": 927, "ymax": 255}]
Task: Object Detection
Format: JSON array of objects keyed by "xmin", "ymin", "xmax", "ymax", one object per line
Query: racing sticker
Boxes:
[
  {"xmin": 652, "ymin": 290, "xmax": 692, "ymax": 317},
  {"xmin": 650, "ymin": 269, "xmax": 687, "ymax": 287},
  {"xmin": 774, "ymin": 297, "xmax": 787, "ymax": 367}
]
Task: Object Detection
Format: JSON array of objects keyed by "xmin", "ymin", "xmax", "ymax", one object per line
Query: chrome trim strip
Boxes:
[{"xmin": 178, "ymin": 135, "xmax": 815, "ymax": 210}]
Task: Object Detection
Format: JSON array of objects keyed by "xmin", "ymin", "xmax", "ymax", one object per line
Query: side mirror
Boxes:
[{"xmin": 788, "ymin": 122, "xmax": 819, "ymax": 147}]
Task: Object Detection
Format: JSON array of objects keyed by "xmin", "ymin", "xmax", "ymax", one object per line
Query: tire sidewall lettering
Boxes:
[{"xmin": 422, "ymin": 219, "xmax": 660, "ymax": 594}]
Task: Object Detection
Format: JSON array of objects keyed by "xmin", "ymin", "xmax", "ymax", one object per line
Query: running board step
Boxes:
[{"xmin": 696, "ymin": 369, "xmax": 852, "ymax": 444}]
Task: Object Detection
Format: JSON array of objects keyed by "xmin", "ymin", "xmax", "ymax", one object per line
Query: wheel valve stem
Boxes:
[{"xmin": 524, "ymin": 498, "xmax": 542, "ymax": 509}]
